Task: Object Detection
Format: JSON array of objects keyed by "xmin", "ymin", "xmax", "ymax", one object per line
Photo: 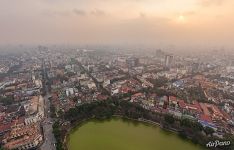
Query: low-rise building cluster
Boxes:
[{"xmin": 0, "ymin": 52, "xmax": 44, "ymax": 149}]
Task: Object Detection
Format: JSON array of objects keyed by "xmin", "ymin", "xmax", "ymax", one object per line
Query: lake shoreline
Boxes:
[{"xmin": 64, "ymin": 115, "xmax": 202, "ymax": 150}]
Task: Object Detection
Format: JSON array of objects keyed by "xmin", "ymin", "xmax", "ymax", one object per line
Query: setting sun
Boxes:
[{"xmin": 177, "ymin": 15, "xmax": 186, "ymax": 23}]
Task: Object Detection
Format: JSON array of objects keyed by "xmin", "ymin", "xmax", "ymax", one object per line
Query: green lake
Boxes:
[{"xmin": 68, "ymin": 118, "xmax": 205, "ymax": 150}]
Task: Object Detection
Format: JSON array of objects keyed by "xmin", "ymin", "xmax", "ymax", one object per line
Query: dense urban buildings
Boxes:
[{"xmin": 0, "ymin": 47, "xmax": 233, "ymax": 150}]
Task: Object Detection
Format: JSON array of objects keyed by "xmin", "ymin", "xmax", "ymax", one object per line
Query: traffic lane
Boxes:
[{"xmin": 40, "ymin": 121, "xmax": 56, "ymax": 150}]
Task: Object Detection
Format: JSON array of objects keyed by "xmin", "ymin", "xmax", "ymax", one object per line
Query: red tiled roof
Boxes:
[
  {"xmin": 169, "ymin": 96, "xmax": 177, "ymax": 101},
  {"xmin": 97, "ymin": 95, "xmax": 108, "ymax": 100},
  {"xmin": 200, "ymin": 114, "xmax": 212, "ymax": 123},
  {"xmin": 178, "ymin": 100, "xmax": 186, "ymax": 108},
  {"xmin": 212, "ymin": 105, "xmax": 222, "ymax": 115},
  {"xmin": 0, "ymin": 123, "xmax": 12, "ymax": 133},
  {"xmin": 12, "ymin": 117, "xmax": 25, "ymax": 125},
  {"xmin": 200, "ymin": 103, "xmax": 210, "ymax": 115},
  {"xmin": 220, "ymin": 110, "xmax": 231, "ymax": 121},
  {"xmin": 121, "ymin": 87, "xmax": 132, "ymax": 93}
]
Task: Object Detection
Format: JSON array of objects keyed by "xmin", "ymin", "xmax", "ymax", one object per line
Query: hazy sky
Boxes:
[{"xmin": 0, "ymin": 0, "xmax": 234, "ymax": 49}]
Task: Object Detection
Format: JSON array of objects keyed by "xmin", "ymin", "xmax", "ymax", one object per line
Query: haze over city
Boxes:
[
  {"xmin": 1, "ymin": 1, "xmax": 234, "ymax": 150},
  {"xmin": 0, "ymin": 0, "xmax": 234, "ymax": 50}
]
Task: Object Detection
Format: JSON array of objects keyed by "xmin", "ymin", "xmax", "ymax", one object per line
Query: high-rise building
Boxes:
[
  {"xmin": 165, "ymin": 55, "xmax": 174, "ymax": 68},
  {"xmin": 155, "ymin": 49, "xmax": 164, "ymax": 57},
  {"xmin": 127, "ymin": 57, "xmax": 139, "ymax": 68}
]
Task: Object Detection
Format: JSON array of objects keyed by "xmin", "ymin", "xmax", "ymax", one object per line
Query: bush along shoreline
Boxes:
[{"xmin": 52, "ymin": 99, "xmax": 234, "ymax": 150}]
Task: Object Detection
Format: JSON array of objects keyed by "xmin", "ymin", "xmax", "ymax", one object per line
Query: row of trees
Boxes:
[
  {"xmin": 53, "ymin": 121, "xmax": 64, "ymax": 150},
  {"xmin": 64, "ymin": 99, "xmax": 149, "ymax": 123},
  {"xmin": 164, "ymin": 114, "xmax": 234, "ymax": 150},
  {"xmin": 0, "ymin": 96, "xmax": 14, "ymax": 106},
  {"xmin": 164, "ymin": 114, "xmax": 214, "ymax": 135},
  {"xmin": 147, "ymin": 76, "xmax": 169, "ymax": 88}
]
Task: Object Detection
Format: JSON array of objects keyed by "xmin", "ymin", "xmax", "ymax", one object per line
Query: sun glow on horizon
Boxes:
[{"xmin": 176, "ymin": 15, "xmax": 186, "ymax": 24}]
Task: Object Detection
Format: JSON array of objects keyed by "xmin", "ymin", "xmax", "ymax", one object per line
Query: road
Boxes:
[{"xmin": 40, "ymin": 60, "xmax": 56, "ymax": 150}]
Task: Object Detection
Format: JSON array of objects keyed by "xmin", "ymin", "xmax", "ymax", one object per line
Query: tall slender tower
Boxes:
[{"xmin": 165, "ymin": 55, "xmax": 174, "ymax": 68}]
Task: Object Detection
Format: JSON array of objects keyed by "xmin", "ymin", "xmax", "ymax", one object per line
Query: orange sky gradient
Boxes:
[{"xmin": 0, "ymin": 0, "xmax": 234, "ymax": 49}]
